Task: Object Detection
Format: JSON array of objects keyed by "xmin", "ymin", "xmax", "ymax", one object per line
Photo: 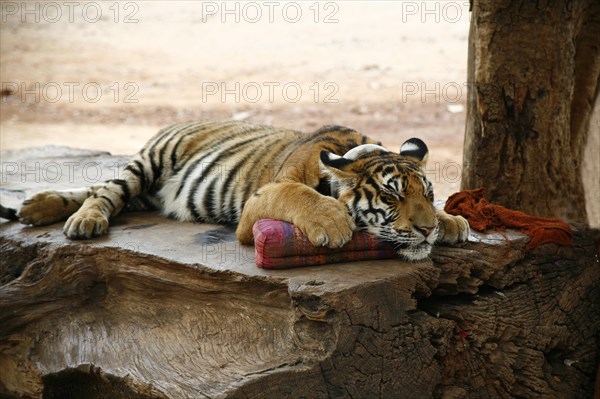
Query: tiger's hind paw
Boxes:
[
  {"xmin": 18, "ymin": 191, "xmax": 80, "ymax": 226},
  {"xmin": 63, "ymin": 209, "xmax": 109, "ymax": 239}
]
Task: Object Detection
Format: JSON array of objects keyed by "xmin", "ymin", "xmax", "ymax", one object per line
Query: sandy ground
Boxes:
[{"xmin": 2, "ymin": 1, "xmax": 470, "ymax": 199}]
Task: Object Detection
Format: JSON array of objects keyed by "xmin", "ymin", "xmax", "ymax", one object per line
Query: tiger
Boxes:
[{"xmin": 13, "ymin": 121, "xmax": 469, "ymax": 261}]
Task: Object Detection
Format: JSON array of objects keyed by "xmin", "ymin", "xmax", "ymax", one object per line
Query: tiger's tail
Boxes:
[{"xmin": 0, "ymin": 204, "xmax": 18, "ymax": 221}]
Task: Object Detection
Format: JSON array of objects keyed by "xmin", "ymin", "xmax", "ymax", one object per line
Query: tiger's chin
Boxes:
[{"xmin": 395, "ymin": 242, "xmax": 433, "ymax": 262}]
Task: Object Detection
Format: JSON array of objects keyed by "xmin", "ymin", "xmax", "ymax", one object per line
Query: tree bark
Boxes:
[{"xmin": 463, "ymin": 0, "xmax": 600, "ymax": 223}]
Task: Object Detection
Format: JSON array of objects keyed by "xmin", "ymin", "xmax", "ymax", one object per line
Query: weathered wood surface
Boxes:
[{"xmin": 1, "ymin": 147, "xmax": 599, "ymax": 398}]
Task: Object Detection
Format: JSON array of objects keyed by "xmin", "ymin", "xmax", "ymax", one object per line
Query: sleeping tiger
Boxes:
[{"xmin": 14, "ymin": 121, "xmax": 469, "ymax": 261}]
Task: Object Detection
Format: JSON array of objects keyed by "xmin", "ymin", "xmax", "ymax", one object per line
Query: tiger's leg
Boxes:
[
  {"xmin": 17, "ymin": 187, "xmax": 101, "ymax": 226},
  {"xmin": 18, "ymin": 188, "xmax": 156, "ymax": 229},
  {"xmin": 435, "ymin": 208, "xmax": 470, "ymax": 244},
  {"xmin": 236, "ymin": 182, "xmax": 355, "ymax": 248},
  {"xmin": 62, "ymin": 164, "xmax": 146, "ymax": 239}
]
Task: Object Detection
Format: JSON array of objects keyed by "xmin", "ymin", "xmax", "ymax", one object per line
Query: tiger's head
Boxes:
[{"xmin": 320, "ymin": 138, "xmax": 438, "ymax": 261}]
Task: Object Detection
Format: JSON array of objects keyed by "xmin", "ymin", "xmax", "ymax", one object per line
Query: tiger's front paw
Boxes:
[
  {"xmin": 437, "ymin": 213, "xmax": 469, "ymax": 244},
  {"xmin": 63, "ymin": 209, "xmax": 109, "ymax": 239},
  {"xmin": 296, "ymin": 197, "xmax": 355, "ymax": 248},
  {"xmin": 18, "ymin": 191, "xmax": 75, "ymax": 226}
]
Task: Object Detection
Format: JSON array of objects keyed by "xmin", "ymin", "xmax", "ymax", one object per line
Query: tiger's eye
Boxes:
[{"xmin": 381, "ymin": 190, "xmax": 403, "ymax": 203}]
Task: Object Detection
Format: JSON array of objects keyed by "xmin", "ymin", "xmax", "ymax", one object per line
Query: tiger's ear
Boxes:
[
  {"xmin": 320, "ymin": 144, "xmax": 389, "ymax": 179},
  {"xmin": 399, "ymin": 138, "xmax": 429, "ymax": 169},
  {"xmin": 320, "ymin": 151, "xmax": 357, "ymax": 179}
]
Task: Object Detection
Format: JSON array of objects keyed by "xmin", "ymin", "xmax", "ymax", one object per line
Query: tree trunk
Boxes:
[{"xmin": 463, "ymin": 0, "xmax": 600, "ymax": 224}]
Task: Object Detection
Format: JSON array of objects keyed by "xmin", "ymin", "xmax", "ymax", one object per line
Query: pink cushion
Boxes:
[{"xmin": 253, "ymin": 219, "xmax": 397, "ymax": 269}]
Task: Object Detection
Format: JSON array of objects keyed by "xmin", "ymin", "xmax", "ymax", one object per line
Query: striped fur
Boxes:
[
  {"xmin": 322, "ymin": 149, "xmax": 441, "ymax": 260},
  {"xmin": 16, "ymin": 121, "xmax": 469, "ymax": 260}
]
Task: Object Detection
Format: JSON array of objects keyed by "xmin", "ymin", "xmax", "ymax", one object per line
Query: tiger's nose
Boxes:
[{"xmin": 415, "ymin": 225, "xmax": 435, "ymax": 237}]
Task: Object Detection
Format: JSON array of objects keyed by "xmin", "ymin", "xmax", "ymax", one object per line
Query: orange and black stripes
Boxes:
[
  {"xmin": 93, "ymin": 121, "xmax": 374, "ymax": 226},
  {"xmin": 16, "ymin": 119, "xmax": 459, "ymax": 259},
  {"xmin": 17, "ymin": 121, "xmax": 383, "ymax": 237}
]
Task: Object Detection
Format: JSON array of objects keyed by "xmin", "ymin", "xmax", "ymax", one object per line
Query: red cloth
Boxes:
[
  {"xmin": 253, "ymin": 219, "xmax": 397, "ymax": 269},
  {"xmin": 444, "ymin": 188, "xmax": 573, "ymax": 251}
]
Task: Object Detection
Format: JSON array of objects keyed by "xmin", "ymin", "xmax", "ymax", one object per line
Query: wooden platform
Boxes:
[{"xmin": 1, "ymin": 147, "xmax": 598, "ymax": 398}]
